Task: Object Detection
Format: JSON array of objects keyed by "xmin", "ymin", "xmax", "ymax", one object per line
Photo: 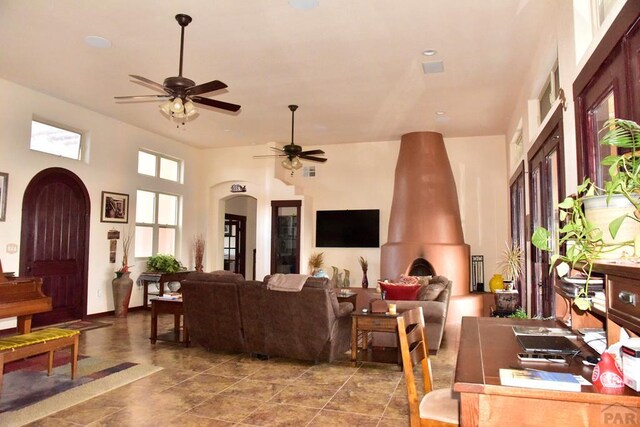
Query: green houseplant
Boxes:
[
  {"xmin": 497, "ymin": 241, "xmax": 524, "ymax": 289},
  {"xmin": 146, "ymin": 254, "xmax": 185, "ymax": 273},
  {"xmin": 532, "ymin": 118, "xmax": 640, "ymax": 309}
]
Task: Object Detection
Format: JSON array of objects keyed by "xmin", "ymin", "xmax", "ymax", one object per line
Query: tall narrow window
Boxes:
[
  {"xmin": 539, "ymin": 64, "xmax": 560, "ymax": 124},
  {"xmin": 135, "ymin": 190, "xmax": 179, "ymax": 257}
]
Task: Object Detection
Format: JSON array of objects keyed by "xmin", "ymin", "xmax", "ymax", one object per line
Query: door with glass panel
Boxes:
[
  {"xmin": 528, "ymin": 109, "xmax": 564, "ymax": 318},
  {"xmin": 271, "ymin": 200, "xmax": 301, "ymax": 274},
  {"xmin": 224, "ymin": 214, "xmax": 246, "ymax": 276},
  {"xmin": 509, "ymin": 162, "xmax": 527, "ymax": 309}
]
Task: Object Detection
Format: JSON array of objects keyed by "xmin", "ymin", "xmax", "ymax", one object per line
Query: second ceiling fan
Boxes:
[{"xmin": 255, "ymin": 105, "xmax": 327, "ymax": 173}]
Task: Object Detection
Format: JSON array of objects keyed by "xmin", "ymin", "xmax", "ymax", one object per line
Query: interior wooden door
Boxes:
[
  {"xmin": 20, "ymin": 167, "xmax": 90, "ymax": 326},
  {"xmin": 224, "ymin": 214, "xmax": 246, "ymax": 277},
  {"xmin": 271, "ymin": 200, "xmax": 301, "ymax": 274},
  {"xmin": 528, "ymin": 109, "xmax": 565, "ymax": 318}
]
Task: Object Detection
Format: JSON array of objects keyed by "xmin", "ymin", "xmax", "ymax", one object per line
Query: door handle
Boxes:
[{"xmin": 26, "ymin": 266, "xmax": 32, "ymax": 272}]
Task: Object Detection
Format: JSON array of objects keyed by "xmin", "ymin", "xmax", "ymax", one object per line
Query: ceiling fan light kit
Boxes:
[{"xmin": 115, "ymin": 13, "xmax": 241, "ymax": 127}]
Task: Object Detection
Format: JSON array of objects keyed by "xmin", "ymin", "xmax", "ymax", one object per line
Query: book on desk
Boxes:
[{"xmin": 499, "ymin": 368, "xmax": 583, "ymax": 392}]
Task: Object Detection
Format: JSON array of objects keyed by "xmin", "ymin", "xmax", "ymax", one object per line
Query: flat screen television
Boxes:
[{"xmin": 315, "ymin": 209, "xmax": 380, "ymax": 248}]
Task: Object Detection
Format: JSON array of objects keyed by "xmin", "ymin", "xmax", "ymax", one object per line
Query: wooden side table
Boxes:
[
  {"xmin": 336, "ymin": 290, "xmax": 357, "ymax": 310},
  {"xmin": 138, "ymin": 271, "xmax": 191, "ymax": 309},
  {"xmin": 351, "ymin": 311, "xmax": 401, "ymax": 365},
  {"xmin": 150, "ymin": 298, "xmax": 189, "ymax": 347}
]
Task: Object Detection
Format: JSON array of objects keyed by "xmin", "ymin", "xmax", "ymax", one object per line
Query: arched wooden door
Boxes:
[{"xmin": 20, "ymin": 167, "xmax": 90, "ymax": 326}]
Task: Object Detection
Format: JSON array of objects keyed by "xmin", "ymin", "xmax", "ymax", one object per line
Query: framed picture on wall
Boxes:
[
  {"xmin": 0, "ymin": 172, "xmax": 7, "ymax": 222},
  {"xmin": 101, "ymin": 191, "xmax": 129, "ymax": 223}
]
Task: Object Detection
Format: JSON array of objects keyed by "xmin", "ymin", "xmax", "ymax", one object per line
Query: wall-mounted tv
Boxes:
[{"xmin": 315, "ymin": 209, "xmax": 380, "ymax": 248}]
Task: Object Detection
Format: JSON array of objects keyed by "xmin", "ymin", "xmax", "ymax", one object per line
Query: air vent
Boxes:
[
  {"xmin": 303, "ymin": 166, "xmax": 316, "ymax": 177},
  {"xmin": 422, "ymin": 61, "xmax": 444, "ymax": 74}
]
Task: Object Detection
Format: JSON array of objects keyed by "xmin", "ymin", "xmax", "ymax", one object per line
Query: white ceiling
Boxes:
[{"xmin": 0, "ymin": 0, "xmax": 555, "ymax": 149}]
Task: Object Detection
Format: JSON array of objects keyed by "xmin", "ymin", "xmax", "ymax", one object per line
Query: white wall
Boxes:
[
  {"xmin": 201, "ymin": 136, "xmax": 508, "ymax": 289},
  {"xmin": 0, "ymin": 78, "xmax": 204, "ymax": 328}
]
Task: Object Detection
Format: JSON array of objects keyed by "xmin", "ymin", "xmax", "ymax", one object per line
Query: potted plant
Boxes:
[
  {"xmin": 308, "ymin": 252, "xmax": 324, "ymax": 276},
  {"xmin": 497, "ymin": 241, "xmax": 524, "ymax": 291},
  {"xmin": 113, "ymin": 230, "xmax": 133, "ymax": 317},
  {"xmin": 532, "ymin": 118, "xmax": 640, "ymax": 310},
  {"xmin": 146, "ymin": 254, "xmax": 185, "ymax": 273}
]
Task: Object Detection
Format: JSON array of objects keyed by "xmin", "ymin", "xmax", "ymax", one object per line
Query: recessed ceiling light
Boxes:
[
  {"xmin": 422, "ymin": 49, "xmax": 437, "ymax": 56},
  {"xmin": 84, "ymin": 35, "xmax": 111, "ymax": 49},
  {"xmin": 289, "ymin": 0, "xmax": 319, "ymax": 10},
  {"xmin": 435, "ymin": 111, "xmax": 446, "ymax": 115}
]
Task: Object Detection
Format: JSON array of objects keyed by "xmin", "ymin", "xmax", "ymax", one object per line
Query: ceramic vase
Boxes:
[
  {"xmin": 343, "ymin": 269, "xmax": 350, "ymax": 288},
  {"xmin": 112, "ymin": 271, "xmax": 133, "ymax": 317},
  {"xmin": 489, "ymin": 274, "xmax": 504, "ymax": 293},
  {"xmin": 361, "ymin": 270, "xmax": 369, "ymax": 289}
]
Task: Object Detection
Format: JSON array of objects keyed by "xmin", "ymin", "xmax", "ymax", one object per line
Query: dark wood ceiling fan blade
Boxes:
[
  {"xmin": 191, "ymin": 96, "xmax": 241, "ymax": 112},
  {"xmin": 270, "ymin": 147, "xmax": 286, "ymax": 153},
  {"xmin": 299, "ymin": 155, "xmax": 327, "ymax": 163},
  {"xmin": 129, "ymin": 74, "xmax": 168, "ymax": 92},
  {"xmin": 186, "ymin": 80, "xmax": 228, "ymax": 96},
  {"xmin": 254, "ymin": 154, "xmax": 286, "ymax": 158},
  {"xmin": 114, "ymin": 95, "xmax": 171, "ymax": 100},
  {"xmin": 299, "ymin": 149, "xmax": 325, "ymax": 156}
]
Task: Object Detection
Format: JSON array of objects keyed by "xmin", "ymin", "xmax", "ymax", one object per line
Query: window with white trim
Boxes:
[
  {"xmin": 538, "ymin": 63, "xmax": 560, "ymax": 124},
  {"xmin": 592, "ymin": 0, "xmax": 617, "ymax": 29},
  {"xmin": 30, "ymin": 119, "xmax": 83, "ymax": 160},
  {"xmin": 137, "ymin": 150, "xmax": 181, "ymax": 182},
  {"xmin": 135, "ymin": 190, "xmax": 179, "ymax": 258}
]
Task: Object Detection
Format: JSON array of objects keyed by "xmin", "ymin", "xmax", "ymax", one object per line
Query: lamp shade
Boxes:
[
  {"xmin": 170, "ymin": 97, "xmax": 184, "ymax": 114},
  {"xmin": 159, "ymin": 101, "xmax": 172, "ymax": 115},
  {"xmin": 281, "ymin": 159, "xmax": 294, "ymax": 170},
  {"xmin": 184, "ymin": 101, "xmax": 197, "ymax": 117}
]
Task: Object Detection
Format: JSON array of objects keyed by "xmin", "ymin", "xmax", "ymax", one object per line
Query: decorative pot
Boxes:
[
  {"xmin": 584, "ymin": 194, "xmax": 640, "ymax": 259},
  {"xmin": 112, "ymin": 271, "xmax": 133, "ymax": 318},
  {"xmin": 489, "ymin": 274, "xmax": 504, "ymax": 293}
]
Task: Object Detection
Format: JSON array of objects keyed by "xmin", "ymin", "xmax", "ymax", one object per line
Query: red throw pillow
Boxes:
[{"xmin": 379, "ymin": 282, "xmax": 421, "ymax": 300}]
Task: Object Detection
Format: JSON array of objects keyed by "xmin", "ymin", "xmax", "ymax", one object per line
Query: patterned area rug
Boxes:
[
  {"xmin": 0, "ymin": 355, "xmax": 162, "ymax": 426},
  {"xmin": 43, "ymin": 319, "xmax": 112, "ymax": 332}
]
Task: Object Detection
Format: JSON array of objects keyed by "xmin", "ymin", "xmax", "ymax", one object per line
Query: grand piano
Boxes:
[{"xmin": 0, "ymin": 261, "xmax": 52, "ymax": 334}]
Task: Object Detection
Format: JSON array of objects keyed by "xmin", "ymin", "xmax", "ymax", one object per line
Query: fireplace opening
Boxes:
[{"xmin": 408, "ymin": 258, "xmax": 436, "ymax": 277}]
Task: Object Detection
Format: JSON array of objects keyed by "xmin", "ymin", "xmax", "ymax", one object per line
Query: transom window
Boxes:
[
  {"xmin": 137, "ymin": 150, "xmax": 181, "ymax": 182},
  {"xmin": 538, "ymin": 63, "xmax": 560, "ymax": 123},
  {"xmin": 135, "ymin": 190, "xmax": 179, "ymax": 258},
  {"xmin": 30, "ymin": 119, "xmax": 82, "ymax": 160}
]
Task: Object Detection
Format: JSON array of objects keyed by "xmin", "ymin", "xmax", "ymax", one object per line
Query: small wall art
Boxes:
[
  {"xmin": 0, "ymin": 172, "xmax": 7, "ymax": 222},
  {"xmin": 101, "ymin": 191, "xmax": 129, "ymax": 223}
]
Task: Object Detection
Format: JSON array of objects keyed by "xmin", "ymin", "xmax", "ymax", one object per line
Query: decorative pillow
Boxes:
[
  {"xmin": 399, "ymin": 274, "xmax": 419, "ymax": 285},
  {"xmin": 379, "ymin": 282, "xmax": 421, "ymax": 300},
  {"xmin": 418, "ymin": 282, "xmax": 446, "ymax": 301}
]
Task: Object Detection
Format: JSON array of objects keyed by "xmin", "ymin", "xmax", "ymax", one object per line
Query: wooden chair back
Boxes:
[{"xmin": 398, "ymin": 307, "xmax": 433, "ymax": 426}]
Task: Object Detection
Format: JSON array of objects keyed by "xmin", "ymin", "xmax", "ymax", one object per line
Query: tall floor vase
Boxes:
[{"xmin": 112, "ymin": 272, "xmax": 133, "ymax": 317}]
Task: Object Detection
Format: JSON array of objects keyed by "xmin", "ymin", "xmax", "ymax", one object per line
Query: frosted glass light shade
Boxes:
[{"xmin": 170, "ymin": 97, "xmax": 184, "ymax": 113}]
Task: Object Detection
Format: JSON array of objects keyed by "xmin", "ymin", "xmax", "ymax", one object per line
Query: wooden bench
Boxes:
[{"xmin": 0, "ymin": 327, "xmax": 80, "ymax": 392}]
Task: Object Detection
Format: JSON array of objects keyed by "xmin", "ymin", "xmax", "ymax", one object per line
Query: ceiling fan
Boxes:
[
  {"xmin": 255, "ymin": 105, "xmax": 327, "ymax": 173},
  {"xmin": 114, "ymin": 14, "xmax": 241, "ymax": 123}
]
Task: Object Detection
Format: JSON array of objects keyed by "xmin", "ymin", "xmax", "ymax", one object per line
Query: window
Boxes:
[
  {"xmin": 538, "ymin": 64, "xmax": 560, "ymax": 123},
  {"xmin": 137, "ymin": 150, "xmax": 181, "ymax": 182},
  {"xmin": 30, "ymin": 119, "xmax": 82, "ymax": 160},
  {"xmin": 592, "ymin": 0, "xmax": 617, "ymax": 29},
  {"xmin": 135, "ymin": 190, "xmax": 179, "ymax": 258}
]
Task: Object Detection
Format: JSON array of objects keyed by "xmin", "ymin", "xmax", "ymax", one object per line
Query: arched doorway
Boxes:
[
  {"xmin": 224, "ymin": 195, "xmax": 257, "ymax": 280},
  {"xmin": 20, "ymin": 167, "xmax": 90, "ymax": 326}
]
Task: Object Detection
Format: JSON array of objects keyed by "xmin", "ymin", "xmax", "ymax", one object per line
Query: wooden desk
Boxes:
[
  {"xmin": 138, "ymin": 271, "xmax": 191, "ymax": 309},
  {"xmin": 453, "ymin": 317, "xmax": 640, "ymax": 426},
  {"xmin": 149, "ymin": 298, "xmax": 189, "ymax": 347}
]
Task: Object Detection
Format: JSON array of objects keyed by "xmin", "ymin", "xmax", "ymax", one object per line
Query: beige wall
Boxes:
[{"xmin": 0, "ymin": 78, "xmax": 205, "ymax": 328}]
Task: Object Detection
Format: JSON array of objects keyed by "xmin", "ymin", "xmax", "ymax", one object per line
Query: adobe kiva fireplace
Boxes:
[{"xmin": 380, "ymin": 131, "xmax": 482, "ymax": 322}]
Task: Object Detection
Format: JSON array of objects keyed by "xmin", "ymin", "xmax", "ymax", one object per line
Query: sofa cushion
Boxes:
[
  {"xmin": 379, "ymin": 282, "xmax": 421, "ymax": 300},
  {"xmin": 418, "ymin": 282, "xmax": 446, "ymax": 301}
]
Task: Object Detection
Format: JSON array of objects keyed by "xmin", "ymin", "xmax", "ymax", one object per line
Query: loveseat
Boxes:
[
  {"xmin": 372, "ymin": 275, "xmax": 452, "ymax": 352},
  {"xmin": 180, "ymin": 272, "xmax": 353, "ymax": 362}
]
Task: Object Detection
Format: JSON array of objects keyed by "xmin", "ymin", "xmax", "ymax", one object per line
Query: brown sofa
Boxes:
[
  {"xmin": 181, "ymin": 272, "xmax": 353, "ymax": 362},
  {"xmin": 371, "ymin": 275, "xmax": 452, "ymax": 352}
]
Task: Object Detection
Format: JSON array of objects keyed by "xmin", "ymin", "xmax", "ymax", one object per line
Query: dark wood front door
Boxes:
[{"xmin": 20, "ymin": 168, "xmax": 90, "ymax": 326}]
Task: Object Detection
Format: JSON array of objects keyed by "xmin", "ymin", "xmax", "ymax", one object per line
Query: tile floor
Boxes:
[{"xmin": 26, "ymin": 311, "xmax": 460, "ymax": 426}]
